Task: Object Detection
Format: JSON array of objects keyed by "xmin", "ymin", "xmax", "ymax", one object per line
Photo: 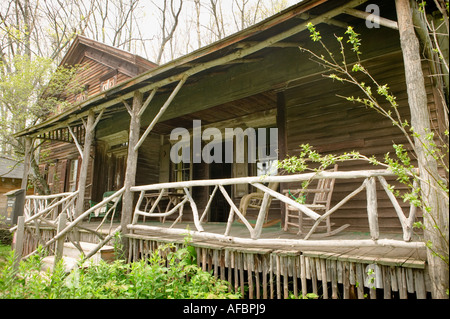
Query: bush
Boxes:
[
  {"xmin": 0, "ymin": 244, "xmax": 241, "ymax": 299},
  {"xmin": 0, "ymin": 228, "xmax": 12, "ymax": 246}
]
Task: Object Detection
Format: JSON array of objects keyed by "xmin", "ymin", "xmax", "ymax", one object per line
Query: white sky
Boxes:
[{"xmin": 133, "ymin": 0, "xmax": 302, "ymax": 63}]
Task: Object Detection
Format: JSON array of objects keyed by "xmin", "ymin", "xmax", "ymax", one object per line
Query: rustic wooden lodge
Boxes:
[{"xmin": 11, "ymin": 0, "xmax": 448, "ymax": 299}]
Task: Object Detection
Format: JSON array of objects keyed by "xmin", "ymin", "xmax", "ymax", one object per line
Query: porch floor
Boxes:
[{"xmin": 84, "ymin": 219, "xmax": 427, "ymax": 269}]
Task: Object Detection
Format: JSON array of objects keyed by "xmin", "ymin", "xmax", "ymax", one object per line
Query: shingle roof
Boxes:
[{"xmin": 0, "ymin": 156, "xmax": 24, "ymax": 179}]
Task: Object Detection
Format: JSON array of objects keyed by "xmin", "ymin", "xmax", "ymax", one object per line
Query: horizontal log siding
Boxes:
[
  {"xmin": 40, "ymin": 141, "xmax": 95, "ymax": 209},
  {"xmin": 136, "ymin": 132, "xmax": 161, "ymax": 186},
  {"xmin": 284, "ymin": 52, "xmax": 438, "ymax": 233},
  {"xmin": 65, "ymin": 56, "xmax": 121, "ymax": 104},
  {"xmin": 39, "ymin": 53, "xmax": 135, "ymax": 201}
]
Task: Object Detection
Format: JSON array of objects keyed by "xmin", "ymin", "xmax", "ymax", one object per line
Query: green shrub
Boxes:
[
  {"xmin": 0, "ymin": 229, "xmax": 12, "ymax": 246},
  {"xmin": 0, "ymin": 244, "xmax": 240, "ymax": 299}
]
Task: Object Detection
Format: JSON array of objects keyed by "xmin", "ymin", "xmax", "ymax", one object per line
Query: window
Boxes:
[
  {"xmin": 256, "ymin": 127, "xmax": 278, "ymax": 176},
  {"xmin": 68, "ymin": 159, "xmax": 79, "ymax": 192},
  {"xmin": 100, "ymin": 69, "xmax": 118, "ymax": 92},
  {"xmin": 171, "ymin": 142, "xmax": 192, "ymax": 183},
  {"xmin": 75, "ymin": 85, "xmax": 89, "ymax": 102},
  {"xmin": 170, "ymin": 140, "xmax": 192, "ymax": 194},
  {"xmin": 100, "ymin": 77, "xmax": 116, "ymax": 91},
  {"xmin": 173, "ymin": 161, "xmax": 191, "ymax": 182}
]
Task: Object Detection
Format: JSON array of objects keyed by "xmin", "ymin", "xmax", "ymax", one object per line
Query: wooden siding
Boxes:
[
  {"xmin": 40, "ymin": 47, "xmax": 142, "ymax": 203},
  {"xmin": 282, "ymin": 51, "xmax": 439, "ymax": 233},
  {"xmin": 136, "ymin": 132, "xmax": 161, "ymax": 186},
  {"xmin": 64, "ymin": 56, "xmax": 129, "ymax": 105},
  {"xmin": 39, "ymin": 140, "xmax": 94, "ymax": 207},
  {"xmin": 0, "ymin": 178, "xmax": 22, "ymax": 213}
]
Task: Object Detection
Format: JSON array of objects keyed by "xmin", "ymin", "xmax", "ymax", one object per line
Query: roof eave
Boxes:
[{"xmin": 15, "ymin": 0, "xmax": 330, "ymax": 138}]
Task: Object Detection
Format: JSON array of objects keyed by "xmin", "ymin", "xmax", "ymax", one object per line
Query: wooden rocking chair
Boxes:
[
  {"xmin": 238, "ymin": 181, "xmax": 281, "ymax": 227},
  {"xmin": 283, "ymin": 164, "xmax": 349, "ymax": 237}
]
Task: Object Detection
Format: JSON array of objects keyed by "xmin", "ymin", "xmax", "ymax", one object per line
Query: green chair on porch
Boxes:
[{"xmin": 88, "ymin": 190, "xmax": 122, "ymax": 222}]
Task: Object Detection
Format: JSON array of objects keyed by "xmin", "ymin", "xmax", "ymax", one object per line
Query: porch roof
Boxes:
[{"xmin": 15, "ymin": 0, "xmax": 385, "ymax": 139}]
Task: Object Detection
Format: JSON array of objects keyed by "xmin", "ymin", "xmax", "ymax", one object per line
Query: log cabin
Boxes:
[
  {"xmin": 34, "ymin": 35, "xmax": 157, "ymax": 202},
  {"xmin": 12, "ymin": 0, "xmax": 448, "ymax": 299}
]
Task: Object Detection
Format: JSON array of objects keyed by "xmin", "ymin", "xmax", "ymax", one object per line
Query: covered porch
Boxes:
[
  {"xmin": 15, "ymin": 0, "xmax": 424, "ymax": 235},
  {"xmin": 125, "ymin": 223, "xmax": 428, "ymax": 300},
  {"xmin": 12, "ymin": 0, "xmax": 442, "ymax": 299},
  {"xmin": 14, "ymin": 168, "xmax": 429, "ymax": 299}
]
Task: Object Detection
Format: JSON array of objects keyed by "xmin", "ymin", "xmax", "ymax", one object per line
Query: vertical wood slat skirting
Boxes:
[
  {"xmin": 125, "ymin": 235, "xmax": 430, "ymax": 299},
  {"xmin": 17, "ymin": 223, "xmax": 429, "ymax": 299}
]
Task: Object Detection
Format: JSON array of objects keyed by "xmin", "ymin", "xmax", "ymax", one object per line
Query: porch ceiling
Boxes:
[{"xmin": 151, "ymin": 91, "xmax": 277, "ymax": 135}]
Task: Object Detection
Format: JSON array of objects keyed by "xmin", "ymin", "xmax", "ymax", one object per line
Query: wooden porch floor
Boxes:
[{"xmin": 84, "ymin": 219, "xmax": 427, "ymax": 269}]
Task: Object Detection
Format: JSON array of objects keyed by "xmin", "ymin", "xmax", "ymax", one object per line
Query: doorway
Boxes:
[{"xmin": 208, "ymin": 141, "xmax": 232, "ymax": 222}]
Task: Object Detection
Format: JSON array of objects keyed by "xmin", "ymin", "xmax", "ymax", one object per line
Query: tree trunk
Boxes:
[
  {"xmin": 395, "ymin": 0, "xmax": 449, "ymax": 299},
  {"xmin": 21, "ymin": 137, "xmax": 32, "ymax": 190},
  {"xmin": 75, "ymin": 110, "xmax": 95, "ymax": 218},
  {"xmin": 120, "ymin": 91, "xmax": 143, "ymax": 256}
]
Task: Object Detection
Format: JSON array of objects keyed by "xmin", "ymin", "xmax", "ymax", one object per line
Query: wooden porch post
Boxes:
[
  {"xmin": 75, "ymin": 110, "xmax": 95, "ymax": 218},
  {"xmin": 13, "ymin": 216, "xmax": 25, "ymax": 271},
  {"xmin": 21, "ymin": 137, "xmax": 32, "ymax": 190},
  {"xmin": 16, "ymin": 137, "xmax": 32, "ymax": 230},
  {"xmin": 276, "ymin": 92, "xmax": 287, "ymax": 228},
  {"xmin": 395, "ymin": 0, "xmax": 449, "ymax": 299},
  {"xmin": 120, "ymin": 90, "xmax": 143, "ymax": 251}
]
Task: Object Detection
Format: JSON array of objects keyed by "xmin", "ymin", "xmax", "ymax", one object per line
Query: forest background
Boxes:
[{"xmin": 0, "ymin": 0, "xmax": 297, "ymax": 158}]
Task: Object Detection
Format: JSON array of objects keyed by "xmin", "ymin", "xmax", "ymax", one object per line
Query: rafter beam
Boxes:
[
  {"xmin": 297, "ymin": 12, "xmax": 348, "ymax": 29},
  {"xmin": 67, "ymin": 125, "xmax": 84, "ymax": 159},
  {"xmin": 343, "ymin": 8, "xmax": 399, "ymax": 30},
  {"xmin": 134, "ymin": 76, "xmax": 188, "ymax": 151},
  {"xmin": 17, "ymin": 0, "xmax": 369, "ymax": 139}
]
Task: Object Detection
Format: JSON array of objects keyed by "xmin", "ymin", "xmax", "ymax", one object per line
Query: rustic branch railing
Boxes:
[
  {"xmin": 13, "ymin": 169, "xmax": 423, "ymax": 266},
  {"xmin": 10, "ymin": 191, "xmax": 79, "ymax": 233},
  {"xmin": 128, "ymin": 169, "xmax": 420, "ymax": 246},
  {"xmin": 13, "ymin": 187, "xmax": 125, "ymax": 262}
]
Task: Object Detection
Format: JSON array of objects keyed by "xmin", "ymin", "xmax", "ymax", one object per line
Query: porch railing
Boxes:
[
  {"xmin": 128, "ymin": 169, "xmax": 420, "ymax": 247},
  {"xmin": 13, "ymin": 169, "xmax": 424, "ymax": 265},
  {"xmin": 12, "ymin": 187, "xmax": 125, "ymax": 262},
  {"xmin": 10, "ymin": 191, "xmax": 79, "ymax": 233}
]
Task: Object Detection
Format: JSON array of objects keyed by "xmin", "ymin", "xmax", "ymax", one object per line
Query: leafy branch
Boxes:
[{"xmin": 279, "ymin": 22, "xmax": 448, "ymax": 268}]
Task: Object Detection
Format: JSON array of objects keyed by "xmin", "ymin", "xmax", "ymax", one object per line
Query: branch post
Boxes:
[
  {"xmin": 21, "ymin": 137, "xmax": 32, "ymax": 190},
  {"xmin": 120, "ymin": 91, "xmax": 143, "ymax": 246},
  {"xmin": 54, "ymin": 213, "xmax": 67, "ymax": 269},
  {"xmin": 365, "ymin": 177, "xmax": 379, "ymax": 240},
  {"xmin": 75, "ymin": 110, "xmax": 98, "ymax": 218},
  {"xmin": 13, "ymin": 216, "xmax": 25, "ymax": 271}
]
